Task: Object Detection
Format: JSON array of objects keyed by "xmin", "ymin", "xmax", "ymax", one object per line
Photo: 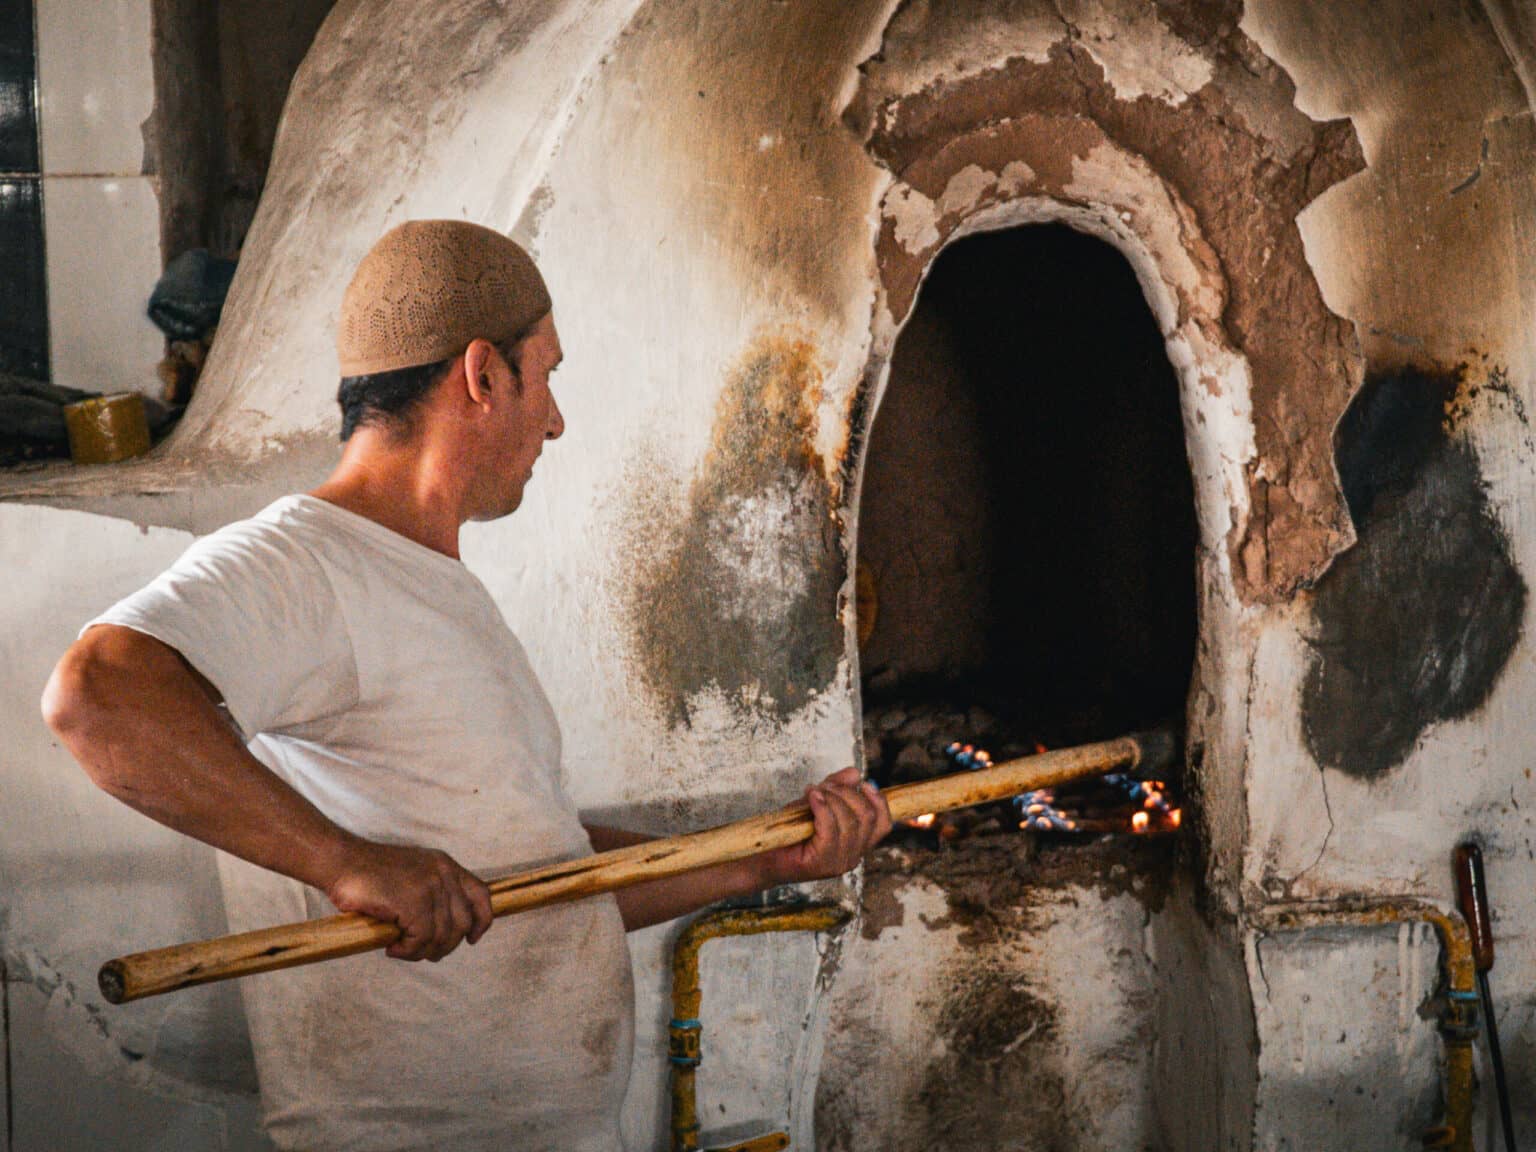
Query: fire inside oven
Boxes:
[{"xmin": 857, "ymin": 223, "xmax": 1198, "ymax": 844}]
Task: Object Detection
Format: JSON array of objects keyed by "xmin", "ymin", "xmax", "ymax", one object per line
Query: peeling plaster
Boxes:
[
  {"xmin": 1056, "ymin": 0, "xmax": 1216, "ymax": 105},
  {"xmin": 885, "ymin": 183, "xmax": 941, "ymax": 255},
  {"xmin": 852, "ymin": 3, "xmax": 1366, "ymax": 602}
]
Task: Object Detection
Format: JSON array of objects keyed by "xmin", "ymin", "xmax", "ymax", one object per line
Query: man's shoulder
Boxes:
[
  {"xmin": 203, "ymin": 495, "xmax": 352, "ymax": 550},
  {"xmin": 180, "ymin": 496, "xmax": 337, "ymax": 578}
]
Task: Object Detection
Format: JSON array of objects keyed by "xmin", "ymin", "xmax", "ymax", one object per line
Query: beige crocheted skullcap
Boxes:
[{"xmin": 336, "ymin": 220, "xmax": 551, "ymax": 376}]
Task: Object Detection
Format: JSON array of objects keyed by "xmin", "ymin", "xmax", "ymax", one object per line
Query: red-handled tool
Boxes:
[{"xmin": 1454, "ymin": 842, "xmax": 1518, "ymax": 1152}]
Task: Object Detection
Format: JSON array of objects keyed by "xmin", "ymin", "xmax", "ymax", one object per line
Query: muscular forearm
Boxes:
[
  {"xmin": 46, "ymin": 626, "xmax": 495, "ymax": 962},
  {"xmin": 43, "ymin": 625, "xmax": 358, "ymax": 891},
  {"xmin": 583, "ymin": 824, "xmax": 776, "ymax": 931}
]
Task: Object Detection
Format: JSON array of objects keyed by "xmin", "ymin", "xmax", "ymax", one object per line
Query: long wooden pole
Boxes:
[{"xmin": 99, "ymin": 732, "xmax": 1170, "ymax": 1004}]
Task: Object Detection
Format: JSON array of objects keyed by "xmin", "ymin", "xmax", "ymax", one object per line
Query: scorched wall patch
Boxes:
[
  {"xmin": 1302, "ymin": 366, "xmax": 1526, "ymax": 778},
  {"xmin": 617, "ymin": 332, "xmax": 844, "ymax": 726}
]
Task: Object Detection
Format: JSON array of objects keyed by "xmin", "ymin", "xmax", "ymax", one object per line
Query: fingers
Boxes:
[
  {"xmin": 463, "ymin": 872, "xmax": 494, "ymax": 945},
  {"xmin": 862, "ymin": 779, "xmax": 894, "ymax": 842},
  {"xmin": 803, "ymin": 769, "xmax": 894, "ymax": 880},
  {"xmin": 425, "ymin": 854, "xmax": 480, "ymax": 962},
  {"xmin": 819, "ymin": 769, "xmax": 891, "ymax": 842},
  {"xmin": 425, "ymin": 874, "xmax": 453, "ymax": 961},
  {"xmin": 337, "ymin": 843, "xmax": 490, "ymax": 962},
  {"xmin": 443, "ymin": 867, "xmax": 478, "ymax": 952},
  {"xmin": 805, "ymin": 781, "xmax": 865, "ymax": 878},
  {"xmin": 387, "ymin": 910, "xmax": 432, "ymax": 961}
]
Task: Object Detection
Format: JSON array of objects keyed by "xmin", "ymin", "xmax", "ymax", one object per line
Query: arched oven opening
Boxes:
[{"xmin": 857, "ymin": 220, "xmax": 1198, "ymax": 847}]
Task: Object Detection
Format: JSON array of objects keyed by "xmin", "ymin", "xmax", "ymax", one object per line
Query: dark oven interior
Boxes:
[{"xmin": 858, "ymin": 222, "xmax": 1199, "ymax": 845}]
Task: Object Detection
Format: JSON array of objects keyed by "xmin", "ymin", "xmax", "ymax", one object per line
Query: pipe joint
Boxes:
[
  {"xmin": 669, "ymin": 1018, "xmax": 703, "ymax": 1068},
  {"xmin": 1438, "ymin": 989, "xmax": 1481, "ymax": 1044}
]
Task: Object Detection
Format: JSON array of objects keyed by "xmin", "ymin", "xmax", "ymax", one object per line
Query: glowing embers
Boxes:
[
  {"xmin": 868, "ymin": 701, "xmax": 1184, "ymax": 844},
  {"xmin": 1015, "ymin": 771, "xmax": 1182, "ymax": 837}
]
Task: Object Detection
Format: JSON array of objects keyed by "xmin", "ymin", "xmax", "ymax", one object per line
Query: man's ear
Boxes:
[{"xmin": 462, "ymin": 339, "xmax": 497, "ymax": 408}]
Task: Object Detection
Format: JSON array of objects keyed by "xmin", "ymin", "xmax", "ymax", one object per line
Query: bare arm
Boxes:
[
  {"xmin": 585, "ymin": 768, "xmax": 892, "ymax": 932},
  {"xmin": 42, "ymin": 624, "xmax": 491, "ymax": 961}
]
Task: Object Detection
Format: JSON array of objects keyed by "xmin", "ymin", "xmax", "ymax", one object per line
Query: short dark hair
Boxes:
[
  {"xmin": 337, "ymin": 357, "xmax": 454, "ymax": 442},
  {"xmin": 334, "ymin": 319, "xmax": 543, "ymax": 442}
]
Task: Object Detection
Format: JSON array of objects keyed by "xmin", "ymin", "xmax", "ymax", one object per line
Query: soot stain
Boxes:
[
  {"xmin": 913, "ymin": 969, "xmax": 1071, "ymax": 1151},
  {"xmin": 1303, "ymin": 366, "xmax": 1526, "ymax": 778},
  {"xmin": 621, "ymin": 332, "xmax": 844, "ymax": 727}
]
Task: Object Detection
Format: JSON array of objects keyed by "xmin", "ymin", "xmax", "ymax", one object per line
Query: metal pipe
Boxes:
[
  {"xmin": 670, "ymin": 903, "xmax": 852, "ymax": 1152},
  {"xmin": 1253, "ymin": 900, "xmax": 1477, "ymax": 1152}
]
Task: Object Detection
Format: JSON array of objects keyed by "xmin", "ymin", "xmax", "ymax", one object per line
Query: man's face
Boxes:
[{"xmin": 475, "ymin": 311, "xmax": 565, "ymax": 520}]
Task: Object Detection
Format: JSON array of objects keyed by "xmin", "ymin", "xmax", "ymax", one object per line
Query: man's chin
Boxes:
[{"xmin": 469, "ymin": 493, "xmax": 525, "ymax": 522}]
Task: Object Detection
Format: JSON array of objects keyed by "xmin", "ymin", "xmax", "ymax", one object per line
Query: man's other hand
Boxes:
[
  {"xmin": 762, "ymin": 767, "xmax": 893, "ymax": 886},
  {"xmin": 325, "ymin": 841, "xmax": 494, "ymax": 961}
]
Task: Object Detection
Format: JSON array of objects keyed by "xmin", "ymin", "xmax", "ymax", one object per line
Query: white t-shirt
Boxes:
[{"xmin": 92, "ymin": 495, "xmax": 633, "ymax": 1152}]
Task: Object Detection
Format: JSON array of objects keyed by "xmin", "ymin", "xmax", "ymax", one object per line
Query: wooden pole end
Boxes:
[{"xmin": 99, "ymin": 960, "xmax": 129, "ymax": 1005}]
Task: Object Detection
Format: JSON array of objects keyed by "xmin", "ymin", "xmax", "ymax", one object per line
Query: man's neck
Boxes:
[{"xmin": 310, "ymin": 435, "xmax": 468, "ymax": 559}]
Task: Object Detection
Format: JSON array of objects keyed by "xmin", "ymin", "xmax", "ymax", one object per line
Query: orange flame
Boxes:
[
  {"xmin": 1169, "ymin": 809, "xmax": 1182, "ymax": 828},
  {"xmin": 1131, "ymin": 811, "xmax": 1150, "ymax": 833},
  {"xmin": 910, "ymin": 813, "xmax": 936, "ymax": 829}
]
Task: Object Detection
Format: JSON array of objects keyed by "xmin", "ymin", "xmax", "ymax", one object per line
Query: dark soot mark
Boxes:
[
  {"xmin": 1303, "ymin": 368, "xmax": 1525, "ymax": 778},
  {"xmin": 626, "ymin": 335, "xmax": 843, "ymax": 726}
]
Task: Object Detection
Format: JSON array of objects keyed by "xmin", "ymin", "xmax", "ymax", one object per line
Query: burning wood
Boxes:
[{"xmin": 869, "ymin": 702, "xmax": 1183, "ymax": 842}]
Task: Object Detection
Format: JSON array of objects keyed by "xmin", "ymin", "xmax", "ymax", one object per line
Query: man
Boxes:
[{"xmin": 41, "ymin": 220, "xmax": 890, "ymax": 1151}]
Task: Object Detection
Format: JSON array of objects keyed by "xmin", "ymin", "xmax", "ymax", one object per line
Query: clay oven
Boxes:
[{"xmin": 4, "ymin": 2, "xmax": 1536, "ymax": 1150}]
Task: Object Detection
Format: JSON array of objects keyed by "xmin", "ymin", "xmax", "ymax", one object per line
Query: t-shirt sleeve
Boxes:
[{"xmin": 88, "ymin": 521, "xmax": 358, "ymax": 739}]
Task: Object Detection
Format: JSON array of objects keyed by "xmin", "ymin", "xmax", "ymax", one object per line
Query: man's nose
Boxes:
[{"xmin": 547, "ymin": 399, "xmax": 565, "ymax": 440}]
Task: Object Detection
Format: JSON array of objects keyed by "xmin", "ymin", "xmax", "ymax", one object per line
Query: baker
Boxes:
[{"xmin": 42, "ymin": 220, "xmax": 891, "ymax": 1151}]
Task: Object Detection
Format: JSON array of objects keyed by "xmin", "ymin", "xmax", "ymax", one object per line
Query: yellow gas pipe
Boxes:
[
  {"xmin": 1253, "ymin": 900, "xmax": 1477, "ymax": 1152},
  {"xmin": 670, "ymin": 903, "xmax": 852, "ymax": 1152}
]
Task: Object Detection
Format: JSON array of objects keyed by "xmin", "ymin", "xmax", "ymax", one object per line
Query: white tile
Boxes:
[
  {"xmin": 44, "ymin": 175, "xmax": 164, "ymax": 397},
  {"xmin": 36, "ymin": 0, "xmax": 155, "ymax": 176}
]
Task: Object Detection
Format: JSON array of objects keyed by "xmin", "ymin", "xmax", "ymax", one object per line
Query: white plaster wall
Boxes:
[
  {"xmin": 166, "ymin": 0, "xmax": 651, "ymax": 461},
  {"xmin": 35, "ymin": 0, "xmax": 165, "ymax": 398},
  {"xmin": 1237, "ymin": 4, "xmax": 1536, "ymax": 1144},
  {"xmin": 0, "ymin": 504, "xmax": 272, "ymax": 1149},
  {"xmin": 818, "ymin": 875, "xmax": 1162, "ymax": 1150},
  {"xmin": 1251, "ymin": 925, "xmax": 1444, "ymax": 1151}
]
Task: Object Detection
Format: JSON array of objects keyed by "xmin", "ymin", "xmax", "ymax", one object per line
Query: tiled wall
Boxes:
[
  {"xmin": 35, "ymin": 0, "xmax": 163, "ymax": 397},
  {"xmin": 0, "ymin": 0, "xmax": 47, "ymax": 381}
]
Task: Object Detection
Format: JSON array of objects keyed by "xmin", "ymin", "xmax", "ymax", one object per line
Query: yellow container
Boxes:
[{"xmin": 63, "ymin": 393, "xmax": 152, "ymax": 464}]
